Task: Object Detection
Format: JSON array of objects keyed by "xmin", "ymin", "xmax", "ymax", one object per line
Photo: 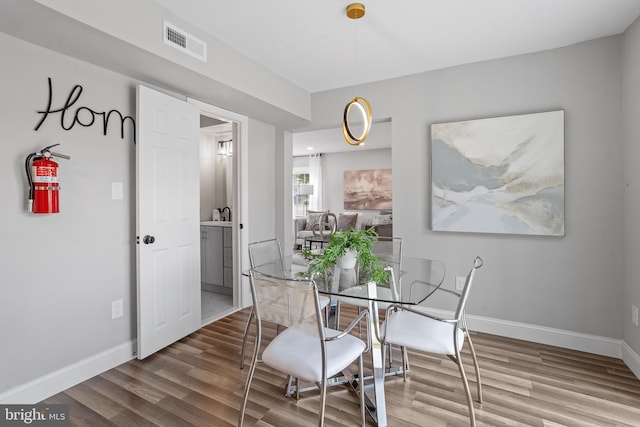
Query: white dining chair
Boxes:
[
  {"xmin": 241, "ymin": 239, "xmax": 330, "ymax": 369},
  {"xmin": 382, "ymin": 256, "xmax": 484, "ymax": 426},
  {"xmin": 238, "ymin": 270, "xmax": 369, "ymax": 427},
  {"xmin": 240, "ymin": 239, "xmax": 284, "ymax": 369}
]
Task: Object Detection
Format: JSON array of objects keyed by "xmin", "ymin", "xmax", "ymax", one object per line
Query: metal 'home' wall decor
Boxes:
[{"xmin": 34, "ymin": 77, "xmax": 136, "ymax": 142}]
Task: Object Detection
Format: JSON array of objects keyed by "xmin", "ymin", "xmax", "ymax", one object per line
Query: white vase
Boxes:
[{"xmin": 337, "ymin": 249, "xmax": 357, "ymax": 269}]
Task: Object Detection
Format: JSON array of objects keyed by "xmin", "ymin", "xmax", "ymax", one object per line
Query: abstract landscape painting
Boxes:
[
  {"xmin": 431, "ymin": 110, "xmax": 564, "ymax": 236},
  {"xmin": 344, "ymin": 168, "xmax": 392, "ymax": 210}
]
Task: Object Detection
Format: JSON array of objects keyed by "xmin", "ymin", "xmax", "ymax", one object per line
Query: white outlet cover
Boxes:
[
  {"xmin": 633, "ymin": 305, "xmax": 639, "ymax": 327},
  {"xmin": 112, "ymin": 182, "xmax": 123, "ymax": 200},
  {"xmin": 112, "ymin": 299, "xmax": 123, "ymax": 319},
  {"xmin": 455, "ymin": 276, "xmax": 466, "ymax": 291}
]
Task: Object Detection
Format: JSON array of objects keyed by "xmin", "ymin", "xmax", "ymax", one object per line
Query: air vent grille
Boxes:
[
  {"xmin": 166, "ymin": 26, "xmax": 186, "ymax": 48},
  {"xmin": 163, "ymin": 21, "xmax": 207, "ymax": 62}
]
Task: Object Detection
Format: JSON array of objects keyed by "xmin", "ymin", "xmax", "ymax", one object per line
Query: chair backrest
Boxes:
[
  {"xmin": 454, "ymin": 256, "xmax": 483, "ymax": 321},
  {"xmin": 314, "ymin": 212, "xmax": 337, "ymax": 237},
  {"xmin": 249, "ymin": 270, "xmax": 324, "ymax": 338},
  {"xmin": 248, "ymin": 239, "xmax": 284, "ymax": 269}
]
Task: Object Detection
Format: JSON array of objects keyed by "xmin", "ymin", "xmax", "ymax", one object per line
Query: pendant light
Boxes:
[{"xmin": 343, "ymin": 3, "xmax": 372, "ymax": 146}]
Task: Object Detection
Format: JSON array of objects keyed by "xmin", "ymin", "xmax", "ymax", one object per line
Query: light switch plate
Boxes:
[
  {"xmin": 455, "ymin": 276, "xmax": 466, "ymax": 291},
  {"xmin": 112, "ymin": 182, "xmax": 123, "ymax": 200}
]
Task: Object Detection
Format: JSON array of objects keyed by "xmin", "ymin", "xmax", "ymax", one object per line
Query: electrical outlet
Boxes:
[
  {"xmin": 111, "ymin": 182, "xmax": 123, "ymax": 200},
  {"xmin": 112, "ymin": 299, "xmax": 123, "ymax": 319},
  {"xmin": 632, "ymin": 305, "xmax": 639, "ymax": 327},
  {"xmin": 455, "ymin": 276, "xmax": 466, "ymax": 291}
]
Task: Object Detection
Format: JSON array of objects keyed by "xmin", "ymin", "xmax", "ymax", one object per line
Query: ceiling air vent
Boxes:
[{"xmin": 163, "ymin": 21, "xmax": 207, "ymax": 62}]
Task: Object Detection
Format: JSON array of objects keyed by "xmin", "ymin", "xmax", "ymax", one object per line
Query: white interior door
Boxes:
[{"xmin": 136, "ymin": 85, "xmax": 201, "ymax": 359}]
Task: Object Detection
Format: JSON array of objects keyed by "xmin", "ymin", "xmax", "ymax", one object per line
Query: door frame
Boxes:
[{"xmin": 188, "ymin": 97, "xmax": 250, "ymax": 310}]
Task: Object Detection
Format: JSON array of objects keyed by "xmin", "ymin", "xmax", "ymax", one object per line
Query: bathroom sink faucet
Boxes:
[{"xmin": 222, "ymin": 206, "xmax": 231, "ymax": 222}]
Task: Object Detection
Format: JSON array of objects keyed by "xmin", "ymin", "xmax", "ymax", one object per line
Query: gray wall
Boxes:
[
  {"xmin": 0, "ymin": 32, "xmax": 278, "ymax": 397},
  {"xmin": 306, "ymin": 36, "xmax": 628, "ymax": 343},
  {"xmin": 0, "ymin": 32, "xmax": 137, "ymax": 393},
  {"xmin": 246, "ymin": 119, "xmax": 277, "ymax": 244},
  {"xmin": 623, "ymin": 17, "xmax": 640, "ymax": 352}
]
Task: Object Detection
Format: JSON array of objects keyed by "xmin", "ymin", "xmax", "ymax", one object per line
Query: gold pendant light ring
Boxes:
[{"xmin": 342, "ymin": 97, "xmax": 372, "ymax": 145}]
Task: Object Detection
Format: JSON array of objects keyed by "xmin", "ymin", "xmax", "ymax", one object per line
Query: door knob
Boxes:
[{"xmin": 143, "ymin": 235, "xmax": 156, "ymax": 244}]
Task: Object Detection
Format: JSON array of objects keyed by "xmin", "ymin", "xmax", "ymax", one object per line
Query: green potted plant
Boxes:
[{"xmin": 302, "ymin": 227, "xmax": 389, "ymax": 284}]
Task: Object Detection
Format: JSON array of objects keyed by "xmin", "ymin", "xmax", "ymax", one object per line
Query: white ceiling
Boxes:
[
  {"xmin": 154, "ymin": 0, "xmax": 640, "ymax": 154},
  {"xmin": 154, "ymin": 0, "xmax": 640, "ymax": 93}
]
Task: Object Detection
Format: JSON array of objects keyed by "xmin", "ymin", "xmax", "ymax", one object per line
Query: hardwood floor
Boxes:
[{"xmin": 43, "ymin": 307, "xmax": 640, "ymax": 426}]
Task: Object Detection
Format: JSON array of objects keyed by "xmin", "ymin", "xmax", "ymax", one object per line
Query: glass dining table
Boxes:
[{"xmin": 246, "ymin": 255, "xmax": 446, "ymax": 427}]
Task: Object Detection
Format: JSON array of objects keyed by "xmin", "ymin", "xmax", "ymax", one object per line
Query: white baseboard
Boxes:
[
  {"xmin": 622, "ymin": 341, "xmax": 640, "ymax": 379},
  {"xmin": 426, "ymin": 308, "xmax": 640, "ymax": 379},
  {"xmin": 466, "ymin": 313, "xmax": 623, "ymax": 358},
  {"xmin": 0, "ymin": 340, "xmax": 136, "ymax": 404}
]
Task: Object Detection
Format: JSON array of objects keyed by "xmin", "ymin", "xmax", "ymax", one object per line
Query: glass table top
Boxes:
[{"xmin": 246, "ymin": 255, "xmax": 446, "ymax": 306}]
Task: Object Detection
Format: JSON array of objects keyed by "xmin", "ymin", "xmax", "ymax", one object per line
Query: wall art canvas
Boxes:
[
  {"xmin": 344, "ymin": 168, "xmax": 392, "ymax": 210},
  {"xmin": 431, "ymin": 110, "xmax": 564, "ymax": 236}
]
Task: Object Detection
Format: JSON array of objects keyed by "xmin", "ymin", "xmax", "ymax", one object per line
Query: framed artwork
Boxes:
[
  {"xmin": 431, "ymin": 110, "xmax": 564, "ymax": 236},
  {"xmin": 344, "ymin": 168, "xmax": 392, "ymax": 210}
]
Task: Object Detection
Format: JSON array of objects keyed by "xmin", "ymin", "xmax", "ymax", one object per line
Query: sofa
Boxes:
[
  {"xmin": 294, "ymin": 210, "xmax": 393, "ymax": 249},
  {"xmin": 293, "ymin": 211, "xmax": 336, "ymax": 249}
]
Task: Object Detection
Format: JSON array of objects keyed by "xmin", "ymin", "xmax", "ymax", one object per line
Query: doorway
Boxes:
[
  {"xmin": 190, "ymin": 98, "xmax": 250, "ymax": 326},
  {"xmin": 199, "ymin": 116, "xmax": 235, "ymax": 323}
]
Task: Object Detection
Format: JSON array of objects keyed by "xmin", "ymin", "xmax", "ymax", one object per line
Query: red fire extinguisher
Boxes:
[{"xmin": 25, "ymin": 144, "xmax": 71, "ymax": 214}]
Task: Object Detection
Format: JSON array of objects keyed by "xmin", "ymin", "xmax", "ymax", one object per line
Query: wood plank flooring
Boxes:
[{"xmin": 42, "ymin": 307, "xmax": 640, "ymax": 426}]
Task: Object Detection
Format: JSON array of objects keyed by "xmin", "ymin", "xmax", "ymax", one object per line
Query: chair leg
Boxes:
[
  {"xmin": 285, "ymin": 376, "xmax": 294, "ymax": 397},
  {"xmin": 401, "ymin": 346, "xmax": 408, "ymax": 382},
  {"xmin": 403, "ymin": 346, "xmax": 410, "ymax": 372},
  {"xmin": 238, "ymin": 323, "xmax": 261, "ymax": 427},
  {"xmin": 453, "ymin": 350, "xmax": 476, "ymax": 427},
  {"xmin": 358, "ymin": 354, "xmax": 365, "ymax": 427},
  {"xmin": 466, "ymin": 332, "xmax": 483, "ymax": 403},
  {"xmin": 239, "ymin": 306, "xmax": 255, "ymax": 370},
  {"xmin": 318, "ymin": 379, "xmax": 327, "ymax": 427}
]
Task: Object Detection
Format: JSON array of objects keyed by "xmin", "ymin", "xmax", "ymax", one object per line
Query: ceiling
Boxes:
[
  {"xmin": 153, "ymin": 0, "xmax": 640, "ymax": 94},
  {"xmin": 153, "ymin": 0, "xmax": 640, "ymax": 155}
]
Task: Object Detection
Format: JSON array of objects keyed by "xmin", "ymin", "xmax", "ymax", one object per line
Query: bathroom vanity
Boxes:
[{"xmin": 200, "ymin": 221, "xmax": 233, "ymax": 293}]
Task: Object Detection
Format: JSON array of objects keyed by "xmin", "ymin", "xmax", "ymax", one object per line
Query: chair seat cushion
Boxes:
[
  {"xmin": 262, "ymin": 327, "xmax": 366, "ymax": 383},
  {"xmin": 383, "ymin": 310, "xmax": 464, "ymax": 355}
]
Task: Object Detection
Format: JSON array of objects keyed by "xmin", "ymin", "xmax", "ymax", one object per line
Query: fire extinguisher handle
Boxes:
[{"xmin": 143, "ymin": 235, "xmax": 156, "ymax": 244}]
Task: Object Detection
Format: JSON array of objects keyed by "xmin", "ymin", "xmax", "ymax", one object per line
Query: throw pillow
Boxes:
[
  {"xmin": 337, "ymin": 213, "xmax": 359, "ymax": 231},
  {"xmin": 305, "ymin": 211, "xmax": 327, "ymax": 231}
]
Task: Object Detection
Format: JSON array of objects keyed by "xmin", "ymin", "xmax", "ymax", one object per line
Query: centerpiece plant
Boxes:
[{"xmin": 301, "ymin": 227, "xmax": 389, "ymax": 285}]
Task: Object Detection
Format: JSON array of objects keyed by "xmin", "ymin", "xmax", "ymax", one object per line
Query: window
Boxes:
[{"xmin": 293, "ymin": 172, "xmax": 312, "ymax": 217}]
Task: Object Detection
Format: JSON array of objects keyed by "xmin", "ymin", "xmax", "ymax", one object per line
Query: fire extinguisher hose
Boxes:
[{"xmin": 25, "ymin": 152, "xmax": 38, "ymax": 212}]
